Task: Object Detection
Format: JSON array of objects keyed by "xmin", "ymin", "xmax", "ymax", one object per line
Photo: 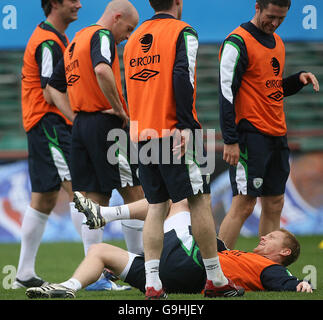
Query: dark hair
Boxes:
[
  {"xmin": 41, "ymin": 0, "xmax": 64, "ymax": 17},
  {"xmin": 279, "ymin": 228, "xmax": 300, "ymax": 267},
  {"xmin": 256, "ymin": 0, "xmax": 291, "ymax": 10},
  {"xmin": 149, "ymin": 0, "xmax": 174, "ymax": 12}
]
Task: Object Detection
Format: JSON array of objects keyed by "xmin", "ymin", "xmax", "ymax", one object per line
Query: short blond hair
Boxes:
[{"xmin": 279, "ymin": 228, "xmax": 300, "ymax": 266}]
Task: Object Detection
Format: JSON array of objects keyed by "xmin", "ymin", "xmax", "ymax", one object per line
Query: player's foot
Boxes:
[
  {"xmin": 145, "ymin": 287, "xmax": 168, "ymax": 300},
  {"xmin": 204, "ymin": 279, "xmax": 245, "ymax": 298},
  {"xmin": 26, "ymin": 284, "xmax": 76, "ymax": 299},
  {"xmin": 73, "ymin": 191, "xmax": 106, "ymax": 229},
  {"xmin": 11, "ymin": 277, "xmax": 48, "ymax": 289},
  {"xmin": 85, "ymin": 277, "xmax": 131, "ymax": 291}
]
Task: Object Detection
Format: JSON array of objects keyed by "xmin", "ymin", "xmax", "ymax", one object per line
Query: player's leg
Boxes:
[
  {"xmin": 168, "ymin": 131, "xmax": 244, "ymax": 297},
  {"xmin": 166, "ymin": 199, "xmax": 188, "ymax": 219},
  {"xmin": 136, "ymin": 139, "xmax": 171, "ymax": 298},
  {"xmin": 80, "ymin": 192, "xmax": 108, "ymax": 255},
  {"xmin": 14, "ymin": 115, "xmax": 70, "ymax": 288},
  {"xmin": 188, "ymin": 193, "xmax": 229, "ymax": 287},
  {"xmin": 118, "ymin": 186, "xmax": 146, "ymax": 254},
  {"xmin": 74, "ymin": 191, "xmax": 149, "ymax": 225},
  {"xmin": 26, "ymin": 243, "xmax": 138, "ymax": 298},
  {"xmin": 15, "ymin": 191, "xmax": 58, "ymax": 287},
  {"xmin": 117, "ymin": 185, "xmax": 145, "ymax": 255},
  {"xmin": 121, "ymin": 220, "xmax": 144, "ymax": 255},
  {"xmin": 64, "ymin": 243, "xmax": 131, "ymax": 289},
  {"xmin": 70, "ymin": 114, "xmax": 106, "ymax": 256},
  {"xmin": 114, "ymin": 129, "xmax": 145, "ymax": 254},
  {"xmin": 218, "ymin": 194, "xmax": 257, "ymax": 249},
  {"xmin": 143, "ymin": 201, "xmax": 170, "ymax": 291},
  {"xmin": 118, "ymin": 184, "xmax": 145, "ymax": 204},
  {"xmin": 219, "ymin": 131, "xmax": 268, "ymax": 249},
  {"xmin": 259, "ymin": 135, "xmax": 290, "ymax": 237},
  {"xmin": 61, "ymin": 180, "xmax": 84, "ymax": 237},
  {"xmin": 259, "ymin": 194, "xmax": 284, "ymax": 237}
]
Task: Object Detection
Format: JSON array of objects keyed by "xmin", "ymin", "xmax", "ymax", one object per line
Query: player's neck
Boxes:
[
  {"xmin": 155, "ymin": 8, "xmax": 179, "ymax": 20},
  {"xmin": 46, "ymin": 14, "xmax": 68, "ymax": 35}
]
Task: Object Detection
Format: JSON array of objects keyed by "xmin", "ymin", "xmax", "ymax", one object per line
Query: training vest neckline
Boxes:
[
  {"xmin": 149, "ymin": 13, "xmax": 176, "ymax": 21},
  {"xmin": 241, "ymin": 21, "xmax": 276, "ymax": 49}
]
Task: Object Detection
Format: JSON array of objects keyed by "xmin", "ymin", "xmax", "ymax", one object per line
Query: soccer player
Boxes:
[
  {"xmin": 14, "ymin": 0, "xmax": 82, "ymax": 289},
  {"xmin": 47, "ymin": 0, "xmax": 144, "ymax": 267},
  {"xmin": 123, "ymin": 0, "xmax": 243, "ymax": 299},
  {"xmin": 218, "ymin": 0, "xmax": 320, "ymax": 249},
  {"xmin": 25, "ymin": 193, "xmax": 312, "ymax": 299}
]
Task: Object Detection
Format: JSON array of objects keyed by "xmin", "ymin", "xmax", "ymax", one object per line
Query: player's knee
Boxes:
[
  {"xmin": 239, "ymin": 205, "xmax": 255, "ymax": 220},
  {"xmin": 87, "ymin": 243, "xmax": 110, "ymax": 258},
  {"xmin": 120, "ymin": 185, "xmax": 144, "ymax": 203},
  {"xmin": 262, "ymin": 195, "xmax": 284, "ymax": 214},
  {"xmin": 231, "ymin": 196, "xmax": 256, "ymax": 220},
  {"xmin": 31, "ymin": 192, "xmax": 58, "ymax": 214}
]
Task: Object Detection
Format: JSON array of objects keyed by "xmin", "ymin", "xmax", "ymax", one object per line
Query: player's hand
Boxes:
[
  {"xmin": 223, "ymin": 143, "xmax": 240, "ymax": 166},
  {"xmin": 299, "ymin": 72, "xmax": 320, "ymax": 92},
  {"xmin": 296, "ymin": 281, "xmax": 313, "ymax": 293},
  {"xmin": 173, "ymin": 129, "xmax": 191, "ymax": 159},
  {"xmin": 102, "ymin": 108, "xmax": 129, "ymax": 128}
]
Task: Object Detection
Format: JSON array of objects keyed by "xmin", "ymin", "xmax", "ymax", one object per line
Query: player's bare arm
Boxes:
[{"xmin": 95, "ymin": 62, "xmax": 129, "ymax": 127}]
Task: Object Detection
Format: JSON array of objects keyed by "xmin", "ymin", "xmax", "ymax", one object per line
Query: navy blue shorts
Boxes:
[
  {"xmin": 230, "ymin": 131, "xmax": 290, "ymax": 197},
  {"xmin": 27, "ymin": 113, "xmax": 72, "ymax": 193},
  {"xmin": 124, "ymin": 230, "xmax": 228, "ymax": 294},
  {"xmin": 71, "ymin": 112, "xmax": 140, "ymax": 193},
  {"xmin": 138, "ymin": 136, "xmax": 210, "ymax": 204}
]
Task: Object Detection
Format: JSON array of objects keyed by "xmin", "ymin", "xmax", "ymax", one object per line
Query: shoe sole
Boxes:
[
  {"xmin": 73, "ymin": 193, "xmax": 95, "ymax": 227},
  {"xmin": 204, "ymin": 288, "xmax": 245, "ymax": 298},
  {"xmin": 26, "ymin": 288, "xmax": 75, "ymax": 299},
  {"xmin": 73, "ymin": 193, "xmax": 90, "ymax": 218},
  {"xmin": 73, "ymin": 193, "xmax": 105, "ymax": 229},
  {"xmin": 145, "ymin": 293, "xmax": 168, "ymax": 300},
  {"xmin": 26, "ymin": 289, "xmax": 50, "ymax": 299}
]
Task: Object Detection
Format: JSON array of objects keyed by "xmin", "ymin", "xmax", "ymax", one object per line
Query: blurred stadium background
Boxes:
[{"xmin": 0, "ymin": 0, "xmax": 323, "ymax": 242}]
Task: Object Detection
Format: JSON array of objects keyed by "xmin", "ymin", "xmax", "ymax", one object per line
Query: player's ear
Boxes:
[
  {"xmin": 280, "ymin": 248, "xmax": 292, "ymax": 257},
  {"xmin": 255, "ymin": 2, "xmax": 261, "ymax": 14},
  {"xmin": 114, "ymin": 13, "xmax": 122, "ymax": 23}
]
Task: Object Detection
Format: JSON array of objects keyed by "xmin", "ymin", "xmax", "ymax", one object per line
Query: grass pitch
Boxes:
[{"xmin": 0, "ymin": 236, "xmax": 322, "ymax": 301}]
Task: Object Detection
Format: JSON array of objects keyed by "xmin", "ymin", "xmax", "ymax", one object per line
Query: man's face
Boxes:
[
  {"xmin": 254, "ymin": 3, "xmax": 289, "ymax": 34},
  {"xmin": 112, "ymin": 13, "xmax": 139, "ymax": 45},
  {"xmin": 253, "ymin": 230, "xmax": 290, "ymax": 263},
  {"xmin": 57, "ymin": 0, "xmax": 82, "ymax": 23}
]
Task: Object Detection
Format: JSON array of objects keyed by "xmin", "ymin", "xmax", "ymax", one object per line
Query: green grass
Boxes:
[{"xmin": 0, "ymin": 236, "xmax": 323, "ymax": 301}]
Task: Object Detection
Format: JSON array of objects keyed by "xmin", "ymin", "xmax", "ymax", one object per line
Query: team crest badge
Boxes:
[{"xmin": 253, "ymin": 178, "xmax": 263, "ymax": 189}]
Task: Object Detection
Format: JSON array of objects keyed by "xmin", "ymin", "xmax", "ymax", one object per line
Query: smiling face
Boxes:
[
  {"xmin": 57, "ymin": 0, "xmax": 82, "ymax": 24},
  {"xmin": 252, "ymin": 3, "xmax": 289, "ymax": 34},
  {"xmin": 253, "ymin": 230, "xmax": 292, "ymax": 264}
]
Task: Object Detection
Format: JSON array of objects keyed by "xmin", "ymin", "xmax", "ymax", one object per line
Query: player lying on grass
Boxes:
[{"xmin": 26, "ymin": 193, "xmax": 312, "ymax": 299}]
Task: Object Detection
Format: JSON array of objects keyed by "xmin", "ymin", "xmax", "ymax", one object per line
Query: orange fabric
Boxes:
[
  {"xmin": 124, "ymin": 18, "xmax": 199, "ymax": 142},
  {"xmin": 232, "ymin": 26, "xmax": 286, "ymax": 136},
  {"xmin": 64, "ymin": 25, "xmax": 127, "ymax": 113},
  {"xmin": 219, "ymin": 250, "xmax": 278, "ymax": 291},
  {"xmin": 21, "ymin": 25, "xmax": 71, "ymax": 132}
]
